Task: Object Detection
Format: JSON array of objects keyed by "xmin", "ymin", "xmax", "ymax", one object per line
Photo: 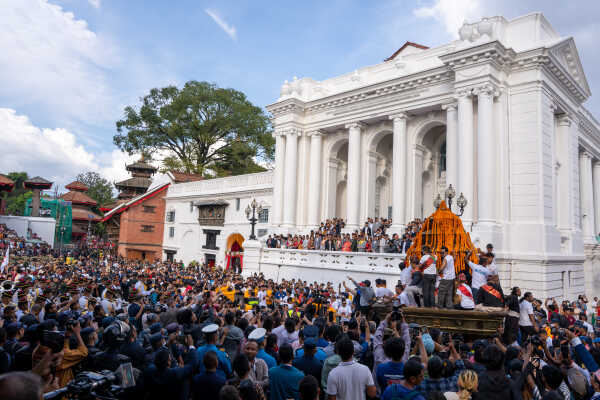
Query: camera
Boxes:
[{"xmin": 44, "ymin": 370, "xmax": 121, "ymax": 400}]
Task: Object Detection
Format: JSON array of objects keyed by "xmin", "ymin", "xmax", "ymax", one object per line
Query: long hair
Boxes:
[
  {"xmin": 457, "ymin": 370, "xmax": 478, "ymax": 400},
  {"xmin": 519, "ymin": 291, "xmax": 532, "ymax": 304}
]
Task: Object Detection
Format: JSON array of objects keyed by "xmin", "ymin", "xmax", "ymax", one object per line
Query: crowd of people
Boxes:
[
  {"xmin": 265, "ymin": 218, "xmax": 423, "ymax": 254},
  {"xmin": 0, "ymin": 224, "xmax": 51, "ymax": 258},
  {"xmin": 0, "ymin": 248, "xmax": 598, "ymax": 400}
]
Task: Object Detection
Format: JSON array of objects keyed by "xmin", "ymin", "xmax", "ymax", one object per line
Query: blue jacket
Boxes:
[
  {"xmin": 257, "ymin": 348, "xmax": 277, "ymax": 369},
  {"xmin": 269, "ymin": 364, "xmax": 304, "ymax": 400},
  {"xmin": 143, "ymin": 350, "xmax": 198, "ymax": 400},
  {"xmin": 382, "ymin": 384, "xmax": 426, "ymax": 400},
  {"xmin": 197, "ymin": 344, "xmax": 231, "ymax": 377}
]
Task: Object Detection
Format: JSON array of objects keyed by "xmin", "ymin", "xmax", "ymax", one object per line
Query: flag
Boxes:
[{"xmin": 1, "ymin": 247, "xmax": 8, "ymax": 274}]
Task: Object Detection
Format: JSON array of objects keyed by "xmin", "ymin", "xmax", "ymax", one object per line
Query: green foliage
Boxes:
[
  {"xmin": 114, "ymin": 81, "xmax": 274, "ymax": 176},
  {"xmin": 6, "ymin": 191, "xmax": 32, "ymax": 216},
  {"xmin": 75, "ymin": 172, "xmax": 114, "ymax": 207}
]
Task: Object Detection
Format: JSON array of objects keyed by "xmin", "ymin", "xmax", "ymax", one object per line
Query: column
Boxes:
[
  {"xmin": 556, "ymin": 116, "xmax": 572, "ymax": 230},
  {"xmin": 390, "ymin": 113, "xmax": 407, "ymax": 231},
  {"xmin": 282, "ymin": 129, "xmax": 299, "ymax": 228},
  {"xmin": 476, "ymin": 85, "xmax": 495, "ymax": 223},
  {"xmin": 442, "ymin": 102, "xmax": 458, "ymax": 189},
  {"xmin": 593, "ymin": 161, "xmax": 600, "ymax": 235},
  {"xmin": 271, "ymin": 131, "xmax": 286, "ymax": 227},
  {"xmin": 326, "ymin": 159, "xmax": 339, "ymax": 218},
  {"xmin": 579, "ymin": 151, "xmax": 595, "ymax": 241},
  {"xmin": 457, "ymin": 89, "xmax": 474, "ymax": 223},
  {"xmin": 307, "ymin": 131, "xmax": 323, "ymax": 227},
  {"xmin": 345, "ymin": 122, "xmax": 364, "ymax": 230}
]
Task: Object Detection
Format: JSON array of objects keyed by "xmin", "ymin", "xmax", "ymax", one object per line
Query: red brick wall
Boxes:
[{"xmin": 117, "ymin": 191, "xmax": 166, "ymax": 261}]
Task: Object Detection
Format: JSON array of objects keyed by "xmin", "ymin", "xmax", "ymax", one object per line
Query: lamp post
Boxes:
[
  {"xmin": 433, "ymin": 184, "xmax": 468, "ymax": 216},
  {"xmin": 245, "ymin": 198, "xmax": 263, "ymax": 240}
]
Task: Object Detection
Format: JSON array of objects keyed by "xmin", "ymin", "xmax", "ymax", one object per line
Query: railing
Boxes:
[
  {"xmin": 260, "ymin": 247, "xmax": 405, "ymax": 274},
  {"xmin": 168, "ymin": 171, "xmax": 273, "ymax": 196}
]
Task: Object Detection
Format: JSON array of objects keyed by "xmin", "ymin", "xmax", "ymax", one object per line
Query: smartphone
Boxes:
[
  {"xmin": 42, "ymin": 330, "xmax": 65, "ymax": 353},
  {"xmin": 328, "ymin": 311, "xmax": 334, "ymax": 323}
]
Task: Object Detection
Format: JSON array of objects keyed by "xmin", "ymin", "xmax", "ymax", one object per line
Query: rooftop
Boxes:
[{"xmin": 65, "ymin": 181, "xmax": 89, "ymax": 191}]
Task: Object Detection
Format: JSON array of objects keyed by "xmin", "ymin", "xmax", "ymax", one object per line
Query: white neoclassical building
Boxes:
[{"xmin": 164, "ymin": 13, "xmax": 600, "ymax": 298}]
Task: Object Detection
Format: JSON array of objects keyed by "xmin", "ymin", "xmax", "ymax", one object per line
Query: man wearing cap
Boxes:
[
  {"xmin": 196, "ymin": 323, "xmax": 231, "ymax": 377},
  {"xmin": 347, "ymin": 276, "xmax": 375, "ymax": 317},
  {"xmin": 249, "ymin": 328, "xmax": 276, "ymax": 369},
  {"xmin": 293, "ymin": 337, "xmax": 323, "ymax": 383}
]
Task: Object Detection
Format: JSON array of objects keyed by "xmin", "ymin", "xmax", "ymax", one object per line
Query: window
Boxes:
[
  {"xmin": 236, "ymin": 198, "xmax": 240, "ymax": 211},
  {"xmin": 258, "ymin": 208, "xmax": 269, "ymax": 223},
  {"xmin": 166, "ymin": 210, "xmax": 175, "ymax": 222},
  {"xmin": 169, "ymin": 227, "xmax": 175, "ymax": 238},
  {"xmin": 202, "ymin": 229, "xmax": 220, "ymax": 250},
  {"xmin": 143, "ymin": 205, "xmax": 156, "ymax": 213},
  {"xmin": 141, "ymin": 225, "xmax": 154, "ymax": 233}
]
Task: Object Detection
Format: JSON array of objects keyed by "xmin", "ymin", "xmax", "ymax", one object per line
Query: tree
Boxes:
[
  {"xmin": 75, "ymin": 172, "xmax": 114, "ymax": 207},
  {"xmin": 6, "ymin": 191, "xmax": 32, "ymax": 216},
  {"xmin": 113, "ymin": 81, "xmax": 274, "ymax": 176}
]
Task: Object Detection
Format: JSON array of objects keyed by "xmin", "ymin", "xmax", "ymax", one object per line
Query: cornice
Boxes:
[
  {"xmin": 440, "ymin": 40, "xmax": 516, "ymax": 73},
  {"xmin": 266, "ymin": 98, "xmax": 305, "ymax": 118},
  {"xmin": 302, "ymin": 66, "xmax": 452, "ymax": 114}
]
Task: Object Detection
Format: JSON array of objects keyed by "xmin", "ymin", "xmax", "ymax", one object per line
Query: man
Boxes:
[
  {"xmin": 420, "ymin": 246, "xmax": 437, "ymax": 308},
  {"xmin": 381, "ymin": 359, "xmax": 425, "ymax": 400},
  {"xmin": 272, "ymin": 317, "xmax": 299, "ymax": 348},
  {"xmin": 244, "ymin": 339, "xmax": 269, "ymax": 389},
  {"xmin": 519, "ymin": 291, "xmax": 538, "ymax": 342},
  {"xmin": 196, "ymin": 324, "xmax": 232, "ymax": 377},
  {"xmin": 455, "ymin": 273, "xmax": 474, "ymax": 310},
  {"xmin": 326, "ymin": 338, "xmax": 376, "ymax": 400},
  {"xmin": 375, "ymin": 336, "xmax": 406, "ymax": 392},
  {"xmin": 347, "ymin": 276, "xmax": 375, "ymax": 316},
  {"xmin": 465, "ymin": 251, "xmax": 490, "ymax": 298},
  {"xmin": 293, "ymin": 337, "xmax": 323, "ymax": 383},
  {"xmin": 192, "ymin": 351, "xmax": 227, "ymax": 400},
  {"xmin": 437, "ymin": 246, "xmax": 455, "ymax": 309},
  {"xmin": 404, "ymin": 258, "xmax": 423, "ymax": 307},
  {"xmin": 474, "ymin": 276, "xmax": 505, "ymax": 309},
  {"xmin": 269, "ymin": 344, "xmax": 304, "ymax": 400},
  {"xmin": 299, "ymin": 375, "xmax": 320, "ymax": 400},
  {"xmin": 249, "ymin": 328, "xmax": 277, "ymax": 369},
  {"xmin": 0, "ymin": 371, "xmax": 45, "ymax": 400}
]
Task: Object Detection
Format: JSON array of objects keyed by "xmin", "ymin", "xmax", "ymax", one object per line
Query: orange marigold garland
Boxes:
[{"xmin": 404, "ymin": 201, "xmax": 478, "ymax": 275}]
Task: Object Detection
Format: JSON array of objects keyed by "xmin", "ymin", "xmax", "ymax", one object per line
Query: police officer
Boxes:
[{"xmin": 196, "ymin": 324, "xmax": 231, "ymax": 377}]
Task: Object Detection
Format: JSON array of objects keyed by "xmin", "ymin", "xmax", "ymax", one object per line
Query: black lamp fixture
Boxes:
[
  {"xmin": 245, "ymin": 198, "xmax": 263, "ymax": 240},
  {"xmin": 433, "ymin": 184, "xmax": 468, "ymax": 216}
]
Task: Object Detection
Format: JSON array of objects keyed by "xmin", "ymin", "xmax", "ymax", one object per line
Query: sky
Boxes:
[{"xmin": 1, "ymin": 0, "xmax": 599, "ymax": 191}]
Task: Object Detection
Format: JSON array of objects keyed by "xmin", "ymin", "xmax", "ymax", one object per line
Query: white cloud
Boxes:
[
  {"xmin": 0, "ymin": 108, "xmax": 138, "ymax": 192},
  {"xmin": 413, "ymin": 0, "xmax": 483, "ymax": 38},
  {"xmin": 88, "ymin": 0, "xmax": 100, "ymax": 9},
  {"xmin": 205, "ymin": 9, "xmax": 237, "ymax": 41},
  {"xmin": 0, "ymin": 0, "xmax": 117, "ymax": 125}
]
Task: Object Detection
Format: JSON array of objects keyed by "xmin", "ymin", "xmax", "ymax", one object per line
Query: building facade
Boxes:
[{"xmin": 164, "ymin": 13, "xmax": 600, "ymax": 298}]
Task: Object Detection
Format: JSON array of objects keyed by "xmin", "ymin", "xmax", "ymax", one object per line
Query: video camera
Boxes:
[{"xmin": 44, "ymin": 370, "xmax": 121, "ymax": 400}]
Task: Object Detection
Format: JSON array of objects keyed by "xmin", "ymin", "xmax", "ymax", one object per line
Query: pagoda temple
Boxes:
[
  {"xmin": 24, "ymin": 177, "xmax": 53, "ymax": 217},
  {"xmin": 60, "ymin": 181, "xmax": 101, "ymax": 241},
  {"xmin": 0, "ymin": 175, "xmax": 14, "ymax": 214},
  {"xmin": 114, "ymin": 157, "xmax": 157, "ymax": 200}
]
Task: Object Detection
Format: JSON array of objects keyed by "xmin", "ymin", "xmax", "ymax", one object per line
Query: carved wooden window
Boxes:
[
  {"xmin": 143, "ymin": 205, "xmax": 156, "ymax": 213},
  {"xmin": 197, "ymin": 205, "xmax": 226, "ymax": 226}
]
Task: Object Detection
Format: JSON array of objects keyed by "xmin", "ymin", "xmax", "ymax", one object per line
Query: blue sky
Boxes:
[{"xmin": 1, "ymin": 0, "xmax": 599, "ymax": 188}]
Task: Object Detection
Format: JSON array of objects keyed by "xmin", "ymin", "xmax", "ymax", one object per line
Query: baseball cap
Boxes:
[
  {"xmin": 304, "ymin": 337, "xmax": 317, "ymax": 350},
  {"xmin": 166, "ymin": 323, "xmax": 181, "ymax": 334}
]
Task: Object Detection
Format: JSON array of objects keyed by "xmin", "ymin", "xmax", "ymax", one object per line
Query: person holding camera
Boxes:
[{"xmin": 55, "ymin": 320, "xmax": 88, "ymax": 388}]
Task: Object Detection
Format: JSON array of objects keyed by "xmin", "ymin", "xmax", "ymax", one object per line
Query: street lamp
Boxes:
[
  {"xmin": 433, "ymin": 184, "xmax": 468, "ymax": 216},
  {"xmin": 245, "ymin": 198, "xmax": 263, "ymax": 240}
]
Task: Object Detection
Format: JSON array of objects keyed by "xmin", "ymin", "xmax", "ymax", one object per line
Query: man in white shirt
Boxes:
[
  {"xmin": 455, "ymin": 273, "xmax": 474, "ymax": 310},
  {"xmin": 465, "ymin": 251, "xmax": 490, "ymax": 299},
  {"xmin": 400, "ymin": 264, "xmax": 413, "ymax": 288},
  {"xmin": 519, "ymin": 291, "xmax": 538, "ymax": 342},
  {"xmin": 327, "ymin": 338, "xmax": 376, "ymax": 400},
  {"xmin": 437, "ymin": 246, "xmax": 455, "ymax": 309},
  {"xmin": 337, "ymin": 298, "xmax": 353, "ymax": 322},
  {"xmin": 420, "ymin": 246, "xmax": 437, "ymax": 308},
  {"xmin": 374, "ymin": 279, "xmax": 393, "ymax": 299},
  {"xmin": 257, "ymin": 286, "xmax": 267, "ymax": 308}
]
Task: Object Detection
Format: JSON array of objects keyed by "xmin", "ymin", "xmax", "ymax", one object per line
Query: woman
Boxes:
[{"xmin": 452, "ymin": 369, "xmax": 478, "ymax": 400}]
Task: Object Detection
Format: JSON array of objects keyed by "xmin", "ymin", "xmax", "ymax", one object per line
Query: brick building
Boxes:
[{"xmin": 102, "ymin": 183, "xmax": 169, "ymax": 260}]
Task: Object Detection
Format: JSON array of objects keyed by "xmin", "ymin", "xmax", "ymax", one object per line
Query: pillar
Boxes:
[
  {"xmin": 390, "ymin": 113, "xmax": 407, "ymax": 231},
  {"xmin": 476, "ymin": 85, "xmax": 495, "ymax": 223},
  {"xmin": 31, "ymin": 189, "xmax": 41, "ymax": 217},
  {"xmin": 457, "ymin": 89, "xmax": 474, "ymax": 224},
  {"xmin": 272, "ymin": 131, "xmax": 286, "ymax": 227},
  {"xmin": 345, "ymin": 122, "xmax": 364, "ymax": 230},
  {"xmin": 593, "ymin": 161, "xmax": 600, "ymax": 236},
  {"xmin": 307, "ymin": 131, "xmax": 323, "ymax": 227},
  {"xmin": 442, "ymin": 102, "xmax": 458, "ymax": 190},
  {"xmin": 579, "ymin": 151, "xmax": 595, "ymax": 241},
  {"xmin": 556, "ymin": 115, "xmax": 573, "ymax": 231},
  {"xmin": 326, "ymin": 159, "xmax": 339, "ymax": 218},
  {"xmin": 282, "ymin": 129, "xmax": 299, "ymax": 228}
]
